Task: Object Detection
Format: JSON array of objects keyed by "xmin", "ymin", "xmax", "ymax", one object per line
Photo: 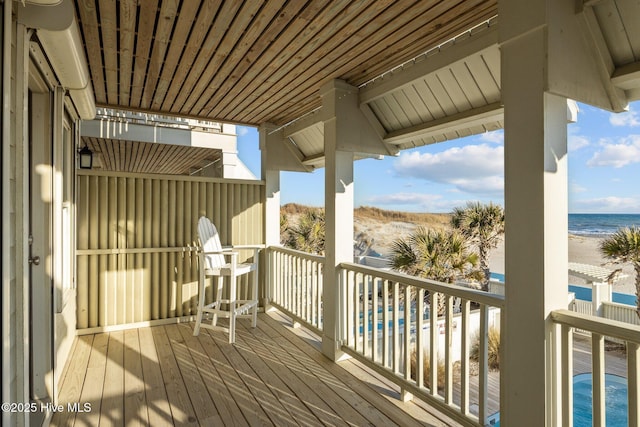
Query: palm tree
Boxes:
[
  {"xmin": 599, "ymin": 226, "xmax": 640, "ymax": 319},
  {"xmin": 390, "ymin": 227, "xmax": 480, "ymax": 315},
  {"xmin": 450, "ymin": 202, "xmax": 505, "ymax": 291},
  {"xmin": 283, "ymin": 209, "xmax": 326, "ymax": 255}
]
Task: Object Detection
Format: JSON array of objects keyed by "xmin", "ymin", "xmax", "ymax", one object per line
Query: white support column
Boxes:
[
  {"xmin": 500, "ymin": 7, "xmax": 569, "ymax": 426},
  {"xmin": 321, "ymin": 80, "xmax": 355, "ymax": 361},
  {"xmin": 260, "ymin": 123, "xmax": 282, "ymax": 309}
]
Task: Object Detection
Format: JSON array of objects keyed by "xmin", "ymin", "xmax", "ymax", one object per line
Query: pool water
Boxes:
[
  {"xmin": 487, "ymin": 373, "xmax": 628, "ymax": 426},
  {"xmin": 573, "ymin": 373, "xmax": 628, "ymax": 426}
]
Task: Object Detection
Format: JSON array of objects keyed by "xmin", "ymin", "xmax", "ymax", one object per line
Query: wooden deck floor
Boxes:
[{"xmin": 51, "ymin": 311, "xmax": 459, "ymax": 427}]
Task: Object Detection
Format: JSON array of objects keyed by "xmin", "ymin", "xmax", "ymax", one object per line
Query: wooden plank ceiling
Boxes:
[
  {"xmin": 74, "ymin": 0, "xmax": 498, "ymax": 127},
  {"xmin": 82, "ymin": 136, "xmax": 222, "ymax": 175}
]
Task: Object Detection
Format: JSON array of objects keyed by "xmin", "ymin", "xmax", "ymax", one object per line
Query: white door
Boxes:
[{"xmin": 28, "ymin": 86, "xmax": 54, "ymax": 415}]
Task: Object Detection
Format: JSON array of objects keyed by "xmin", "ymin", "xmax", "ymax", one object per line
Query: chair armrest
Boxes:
[
  {"xmin": 200, "ymin": 249, "xmax": 235, "ymax": 255},
  {"xmin": 229, "ymin": 244, "xmax": 265, "ymax": 250}
]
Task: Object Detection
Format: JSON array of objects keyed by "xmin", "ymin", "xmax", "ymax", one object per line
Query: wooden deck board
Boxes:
[
  {"xmin": 52, "ymin": 311, "xmax": 632, "ymax": 427},
  {"xmin": 75, "ymin": 333, "xmax": 108, "ymax": 426},
  {"xmin": 260, "ymin": 311, "xmax": 453, "ymax": 427},
  {"xmin": 100, "ymin": 330, "xmax": 124, "ymax": 426},
  {"xmin": 201, "ymin": 326, "xmax": 299, "ymax": 427},
  {"xmin": 195, "ymin": 324, "xmax": 273, "ymax": 426},
  {"xmin": 163, "ymin": 324, "xmax": 220, "ymax": 425},
  {"xmin": 53, "ymin": 312, "xmax": 448, "ymax": 426},
  {"xmin": 53, "ymin": 334, "xmax": 93, "ymax": 427},
  {"xmin": 231, "ymin": 327, "xmax": 324, "ymax": 427},
  {"xmin": 123, "ymin": 329, "xmax": 148, "ymax": 426},
  {"xmin": 151, "ymin": 326, "xmax": 199, "ymax": 426},
  {"xmin": 137, "ymin": 327, "xmax": 173, "ymax": 427}
]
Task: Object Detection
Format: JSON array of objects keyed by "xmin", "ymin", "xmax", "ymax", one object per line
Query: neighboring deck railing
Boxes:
[
  {"xmin": 551, "ymin": 309, "xmax": 640, "ymax": 427},
  {"xmin": 603, "ymin": 301, "xmax": 640, "ymax": 326},
  {"xmin": 339, "ymin": 262, "xmax": 504, "ymax": 427},
  {"xmin": 268, "ymin": 246, "xmax": 324, "ymax": 334}
]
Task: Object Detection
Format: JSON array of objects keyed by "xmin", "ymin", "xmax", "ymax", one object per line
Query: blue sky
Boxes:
[{"xmin": 237, "ymin": 100, "xmax": 640, "ymax": 214}]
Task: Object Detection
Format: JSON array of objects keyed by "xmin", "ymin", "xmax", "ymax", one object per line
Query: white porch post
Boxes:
[
  {"xmin": 321, "ymin": 80, "xmax": 355, "ymax": 361},
  {"xmin": 260, "ymin": 123, "xmax": 281, "ymax": 309},
  {"xmin": 500, "ymin": 5, "xmax": 569, "ymax": 426}
]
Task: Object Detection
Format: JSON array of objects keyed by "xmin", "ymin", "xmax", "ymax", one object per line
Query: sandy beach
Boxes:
[
  {"xmin": 488, "ymin": 234, "xmax": 636, "ymax": 296},
  {"xmin": 353, "ymin": 214, "xmax": 637, "ymax": 297}
]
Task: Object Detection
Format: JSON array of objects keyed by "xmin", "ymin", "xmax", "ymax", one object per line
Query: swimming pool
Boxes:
[{"xmin": 487, "ymin": 373, "xmax": 628, "ymax": 426}]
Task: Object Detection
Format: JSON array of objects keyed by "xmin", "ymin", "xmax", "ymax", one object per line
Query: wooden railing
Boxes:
[
  {"xmin": 266, "ymin": 253, "xmax": 640, "ymax": 426},
  {"xmin": 267, "ymin": 246, "xmax": 324, "ymax": 334},
  {"xmin": 551, "ymin": 309, "xmax": 640, "ymax": 426},
  {"xmin": 339, "ymin": 263, "xmax": 504, "ymax": 427}
]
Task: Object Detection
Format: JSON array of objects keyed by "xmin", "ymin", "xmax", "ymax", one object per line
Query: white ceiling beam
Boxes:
[
  {"xmin": 359, "ymin": 25, "xmax": 498, "ymax": 105},
  {"xmin": 301, "ymin": 153, "xmax": 325, "ymax": 166},
  {"xmin": 262, "ymin": 126, "xmax": 314, "ymax": 172},
  {"xmin": 611, "ymin": 61, "xmax": 640, "ymax": 91},
  {"xmin": 383, "ymin": 102, "xmax": 503, "ymax": 145},
  {"xmin": 281, "ymin": 109, "xmax": 327, "ymax": 138},
  {"xmin": 577, "ymin": 6, "xmax": 628, "ymax": 112}
]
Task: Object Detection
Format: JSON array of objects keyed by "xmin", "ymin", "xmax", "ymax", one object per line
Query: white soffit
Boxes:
[
  {"xmin": 359, "ymin": 20, "xmax": 502, "ymax": 150},
  {"xmin": 588, "ymin": 0, "xmax": 640, "ymax": 102}
]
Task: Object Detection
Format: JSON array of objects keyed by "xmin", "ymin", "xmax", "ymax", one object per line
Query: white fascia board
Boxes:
[
  {"xmin": 611, "ymin": 61, "xmax": 640, "ymax": 91},
  {"xmin": 81, "ymin": 119, "xmax": 237, "ymax": 150},
  {"xmin": 383, "ymin": 102, "xmax": 504, "ymax": 145},
  {"xmin": 359, "ymin": 25, "xmax": 499, "ymax": 104}
]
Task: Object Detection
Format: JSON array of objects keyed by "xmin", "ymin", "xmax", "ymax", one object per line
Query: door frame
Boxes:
[{"xmin": 28, "ymin": 63, "xmax": 54, "ymax": 405}]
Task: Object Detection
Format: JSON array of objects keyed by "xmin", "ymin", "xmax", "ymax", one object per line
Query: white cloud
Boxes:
[
  {"xmin": 366, "ymin": 192, "xmax": 465, "ymax": 212},
  {"xmin": 568, "ymin": 134, "xmax": 590, "ymax": 152},
  {"xmin": 367, "ymin": 192, "xmax": 442, "ymax": 205},
  {"xmin": 609, "ymin": 107, "xmax": 640, "ymax": 127},
  {"xmin": 573, "ymin": 196, "xmax": 640, "ymax": 213},
  {"xmin": 479, "ymin": 130, "xmax": 504, "ymax": 144},
  {"xmin": 393, "ymin": 144, "xmax": 504, "ymax": 194},
  {"xmin": 587, "ymin": 135, "xmax": 640, "ymax": 168},
  {"xmin": 569, "ymin": 181, "xmax": 587, "ymax": 193},
  {"xmin": 236, "ymin": 126, "xmax": 251, "ymax": 137}
]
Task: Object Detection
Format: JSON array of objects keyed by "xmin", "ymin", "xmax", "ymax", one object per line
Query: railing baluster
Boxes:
[
  {"xmin": 461, "ymin": 299, "xmax": 470, "ymax": 416},
  {"xmin": 592, "ymin": 333, "xmax": 605, "ymax": 427},
  {"xmin": 383, "ymin": 280, "xmax": 390, "ymax": 369},
  {"xmin": 561, "ymin": 324, "xmax": 573, "ymax": 427},
  {"xmin": 444, "ymin": 295, "xmax": 453, "ymax": 404},
  {"xmin": 417, "ymin": 288, "xmax": 425, "ymax": 389},
  {"xmin": 317, "ymin": 262, "xmax": 323, "ymax": 330},
  {"xmin": 479, "ymin": 304, "xmax": 488, "ymax": 425},
  {"xmin": 628, "ymin": 342, "xmax": 640, "ymax": 427},
  {"xmin": 429, "ymin": 292, "xmax": 438, "ymax": 396},
  {"xmin": 393, "ymin": 281, "xmax": 400, "ymax": 375},
  {"xmin": 402, "ymin": 285, "xmax": 412, "ymax": 401},
  {"xmin": 363, "ymin": 274, "xmax": 370, "ymax": 357},
  {"xmin": 372, "ymin": 277, "xmax": 379, "ymax": 363},
  {"xmin": 355, "ymin": 272, "xmax": 361, "ymax": 353}
]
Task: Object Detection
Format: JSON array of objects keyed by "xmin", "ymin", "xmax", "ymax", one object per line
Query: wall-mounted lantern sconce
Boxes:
[{"xmin": 78, "ymin": 144, "xmax": 93, "ymax": 169}]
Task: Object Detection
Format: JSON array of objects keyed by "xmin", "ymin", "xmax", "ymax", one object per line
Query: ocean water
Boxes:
[{"xmin": 569, "ymin": 213, "xmax": 640, "ymax": 236}]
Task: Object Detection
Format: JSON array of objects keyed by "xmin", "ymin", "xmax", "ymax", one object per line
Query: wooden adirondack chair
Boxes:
[{"xmin": 193, "ymin": 216, "xmax": 262, "ymax": 343}]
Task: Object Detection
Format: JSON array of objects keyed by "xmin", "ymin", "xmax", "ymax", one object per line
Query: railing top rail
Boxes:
[
  {"xmin": 268, "ymin": 245, "xmax": 326, "ymax": 263},
  {"xmin": 340, "ymin": 262, "xmax": 505, "ymax": 308},
  {"xmin": 552, "ymin": 309, "xmax": 640, "ymax": 343}
]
